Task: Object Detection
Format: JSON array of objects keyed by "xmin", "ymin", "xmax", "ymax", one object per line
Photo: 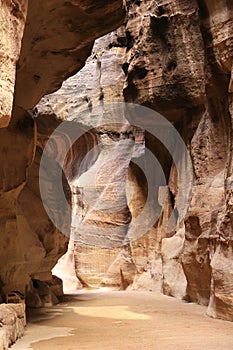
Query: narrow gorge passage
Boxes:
[
  {"xmin": 12, "ymin": 290, "xmax": 233, "ymax": 350},
  {"xmin": 1, "ymin": 0, "xmax": 233, "ymax": 349}
]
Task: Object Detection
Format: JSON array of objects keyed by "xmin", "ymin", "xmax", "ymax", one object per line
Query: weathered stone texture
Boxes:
[
  {"xmin": 14, "ymin": 0, "xmax": 125, "ymax": 112},
  {"xmin": 0, "ymin": 0, "xmax": 125, "ymax": 330},
  {"xmin": 41, "ymin": 0, "xmax": 233, "ymax": 322},
  {"xmin": 0, "ymin": 0, "xmax": 28, "ymax": 127},
  {"xmin": 1, "ymin": 0, "xmax": 233, "ymax": 334},
  {"xmin": 122, "ymin": 0, "xmax": 233, "ymax": 321},
  {"xmin": 37, "ymin": 31, "xmax": 134, "ymax": 287},
  {"xmin": 0, "ymin": 302, "xmax": 25, "ymax": 350}
]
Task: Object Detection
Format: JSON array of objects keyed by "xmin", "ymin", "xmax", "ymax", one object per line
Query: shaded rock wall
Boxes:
[
  {"xmin": 38, "ymin": 0, "xmax": 233, "ymax": 321},
  {"xmin": 14, "ymin": 0, "xmax": 125, "ymax": 112},
  {"xmin": 123, "ymin": 0, "xmax": 233, "ymax": 321},
  {"xmin": 0, "ymin": 0, "xmax": 28, "ymax": 127},
  {"xmin": 0, "ymin": 0, "xmax": 124, "ymax": 314}
]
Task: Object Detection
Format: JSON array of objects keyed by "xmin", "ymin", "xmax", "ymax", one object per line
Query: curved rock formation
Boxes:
[
  {"xmin": 14, "ymin": 0, "xmax": 125, "ymax": 113},
  {"xmin": 37, "ymin": 0, "xmax": 233, "ymax": 322},
  {"xmin": 1, "ymin": 0, "xmax": 233, "ymax": 340},
  {"xmin": 123, "ymin": 0, "xmax": 233, "ymax": 321},
  {"xmin": 0, "ymin": 0, "xmax": 125, "ymax": 317}
]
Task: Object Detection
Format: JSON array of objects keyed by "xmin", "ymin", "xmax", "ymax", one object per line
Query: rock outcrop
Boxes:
[
  {"xmin": 0, "ymin": 0, "xmax": 27, "ymax": 128},
  {"xmin": 0, "ymin": 302, "xmax": 26, "ymax": 350},
  {"xmin": 122, "ymin": 0, "xmax": 233, "ymax": 321},
  {"xmin": 38, "ymin": 0, "xmax": 233, "ymax": 322},
  {"xmin": 37, "ymin": 35, "xmax": 137, "ymax": 287},
  {"xmin": 0, "ymin": 0, "xmax": 125, "ymax": 332},
  {"xmin": 14, "ymin": 0, "xmax": 125, "ymax": 114}
]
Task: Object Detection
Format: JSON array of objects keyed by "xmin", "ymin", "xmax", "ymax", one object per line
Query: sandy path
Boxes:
[{"xmin": 12, "ymin": 289, "xmax": 233, "ymax": 350}]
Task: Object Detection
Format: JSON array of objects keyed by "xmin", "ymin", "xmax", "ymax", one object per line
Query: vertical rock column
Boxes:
[{"xmin": 0, "ymin": 0, "xmax": 28, "ymax": 127}]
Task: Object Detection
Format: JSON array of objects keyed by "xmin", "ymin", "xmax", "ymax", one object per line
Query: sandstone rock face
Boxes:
[
  {"xmin": 0, "ymin": 302, "xmax": 26, "ymax": 350},
  {"xmin": 1, "ymin": 0, "xmax": 233, "ymax": 333},
  {"xmin": 52, "ymin": 241, "xmax": 82, "ymax": 293},
  {"xmin": 38, "ymin": 0, "xmax": 233, "ymax": 322},
  {"xmin": 1, "ymin": 0, "xmax": 124, "ymax": 128},
  {"xmin": 0, "ymin": 0, "xmax": 27, "ymax": 127},
  {"xmin": 14, "ymin": 0, "xmax": 125, "ymax": 112},
  {"xmin": 37, "ymin": 34, "xmax": 138, "ymax": 287},
  {"xmin": 123, "ymin": 0, "xmax": 233, "ymax": 321},
  {"xmin": 0, "ymin": 0, "xmax": 125, "ymax": 330}
]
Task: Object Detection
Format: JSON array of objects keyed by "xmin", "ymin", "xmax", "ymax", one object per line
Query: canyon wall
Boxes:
[
  {"xmin": 39, "ymin": 0, "xmax": 233, "ymax": 321},
  {"xmin": 123, "ymin": 0, "xmax": 233, "ymax": 322},
  {"xmin": 0, "ymin": 0, "xmax": 124, "ymax": 321},
  {"xmin": 0, "ymin": 0, "xmax": 233, "ymax": 334}
]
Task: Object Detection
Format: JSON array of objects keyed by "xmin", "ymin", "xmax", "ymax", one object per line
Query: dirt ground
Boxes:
[{"xmin": 12, "ymin": 289, "xmax": 233, "ymax": 350}]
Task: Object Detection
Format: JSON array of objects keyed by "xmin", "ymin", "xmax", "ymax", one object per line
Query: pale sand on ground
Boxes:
[{"xmin": 12, "ymin": 289, "xmax": 233, "ymax": 350}]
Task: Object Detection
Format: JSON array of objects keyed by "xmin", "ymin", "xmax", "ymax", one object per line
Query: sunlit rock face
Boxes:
[
  {"xmin": 38, "ymin": 0, "xmax": 233, "ymax": 321},
  {"xmin": 0, "ymin": 0, "xmax": 124, "ymax": 312},
  {"xmin": 37, "ymin": 33, "xmax": 139, "ymax": 287}
]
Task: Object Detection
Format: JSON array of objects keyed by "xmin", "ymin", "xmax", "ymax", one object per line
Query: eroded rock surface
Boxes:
[
  {"xmin": 37, "ymin": 32, "xmax": 132, "ymax": 287},
  {"xmin": 123, "ymin": 0, "xmax": 233, "ymax": 321},
  {"xmin": 14, "ymin": 0, "xmax": 125, "ymax": 112},
  {"xmin": 0, "ymin": 0, "xmax": 27, "ymax": 127},
  {"xmin": 38, "ymin": 0, "xmax": 233, "ymax": 322},
  {"xmin": 0, "ymin": 302, "xmax": 26, "ymax": 350},
  {"xmin": 1, "ymin": 0, "xmax": 233, "ymax": 332},
  {"xmin": 0, "ymin": 0, "xmax": 125, "ymax": 330}
]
